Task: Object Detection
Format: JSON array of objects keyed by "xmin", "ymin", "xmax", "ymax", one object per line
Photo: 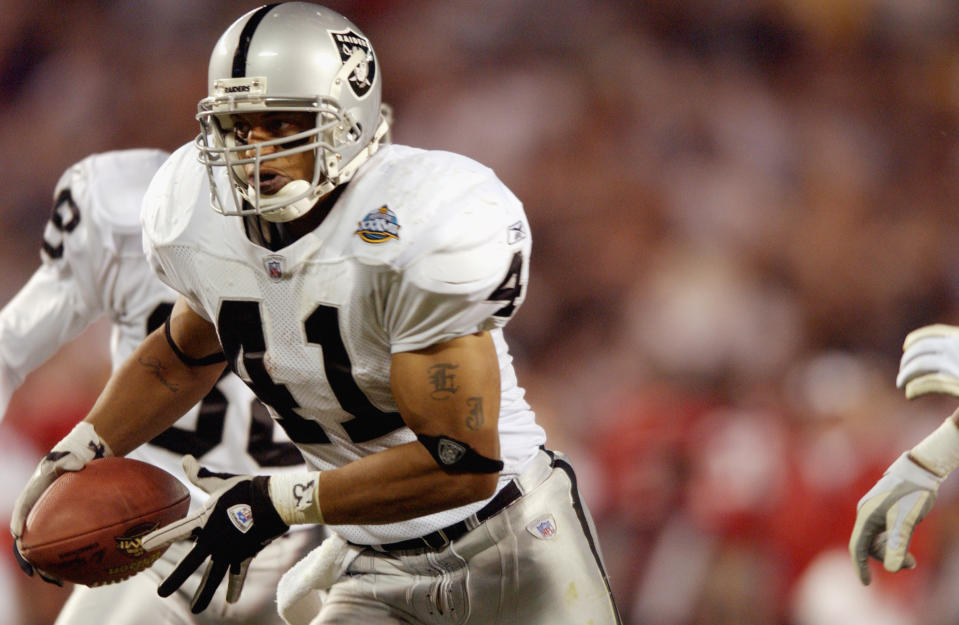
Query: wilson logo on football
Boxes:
[
  {"xmin": 355, "ymin": 206, "xmax": 400, "ymax": 243},
  {"xmin": 114, "ymin": 521, "xmax": 160, "ymax": 558}
]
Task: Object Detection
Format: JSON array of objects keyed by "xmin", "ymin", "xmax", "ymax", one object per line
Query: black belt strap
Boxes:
[{"xmin": 375, "ymin": 479, "xmax": 524, "ymax": 553}]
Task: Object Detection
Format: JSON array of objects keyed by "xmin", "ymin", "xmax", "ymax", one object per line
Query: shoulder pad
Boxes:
[
  {"xmin": 346, "ymin": 147, "xmax": 529, "ymax": 294},
  {"xmin": 141, "ymin": 142, "xmax": 209, "ymax": 249},
  {"xmin": 42, "ymin": 149, "xmax": 167, "ymax": 264},
  {"xmin": 68, "ymin": 149, "xmax": 170, "ymax": 234}
]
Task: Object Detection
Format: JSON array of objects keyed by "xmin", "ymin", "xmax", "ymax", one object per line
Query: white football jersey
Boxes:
[
  {"xmin": 143, "ymin": 142, "xmax": 547, "ymax": 544},
  {"xmin": 0, "ymin": 149, "xmax": 306, "ymax": 513}
]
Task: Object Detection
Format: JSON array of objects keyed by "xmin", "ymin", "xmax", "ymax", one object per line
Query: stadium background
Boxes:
[{"xmin": 2, "ymin": 1, "xmax": 959, "ymax": 623}]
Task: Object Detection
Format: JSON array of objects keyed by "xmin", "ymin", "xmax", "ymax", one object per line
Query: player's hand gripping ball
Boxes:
[{"xmin": 19, "ymin": 457, "xmax": 190, "ymax": 586}]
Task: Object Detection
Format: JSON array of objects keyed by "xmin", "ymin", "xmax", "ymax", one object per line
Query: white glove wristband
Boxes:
[
  {"xmin": 910, "ymin": 415, "xmax": 959, "ymax": 478},
  {"xmin": 70, "ymin": 422, "xmax": 113, "ymax": 459},
  {"xmin": 268, "ymin": 472, "xmax": 324, "ymax": 525}
]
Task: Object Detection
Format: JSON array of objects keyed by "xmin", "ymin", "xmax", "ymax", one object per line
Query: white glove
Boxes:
[
  {"xmin": 849, "ymin": 453, "xmax": 941, "ymax": 584},
  {"xmin": 897, "ymin": 324, "xmax": 959, "ymax": 398},
  {"xmin": 9, "ymin": 421, "xmax": 112, "ymax": 582}
]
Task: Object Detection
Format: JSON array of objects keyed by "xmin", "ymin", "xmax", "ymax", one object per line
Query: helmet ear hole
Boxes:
[
  {"xmin": 332, "ymin": 115, "xmax": 362, "ymax": 147},
  {"xmin": 349, "ymin": 121, "xmax": 363, "ymax": 143}
]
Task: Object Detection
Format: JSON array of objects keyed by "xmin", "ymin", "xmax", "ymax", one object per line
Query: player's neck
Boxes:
[{"xmin": 243, "ymin": 185, "xmax": 346, "ymax": 251}]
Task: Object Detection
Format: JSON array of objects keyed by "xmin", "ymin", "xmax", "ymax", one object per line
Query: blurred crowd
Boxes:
[{"xmin": 3, "ymin": 0, "xmax": 959, "ymax": 623}]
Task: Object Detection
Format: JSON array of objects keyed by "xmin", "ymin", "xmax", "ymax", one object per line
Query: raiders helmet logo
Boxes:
[{"xmin": 329, "ymin": 28, "xmax": 376, "ymax": 98}]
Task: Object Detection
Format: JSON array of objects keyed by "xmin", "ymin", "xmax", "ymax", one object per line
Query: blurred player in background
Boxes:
[
  {"xmin": 851, "ymin": 324, "xmax": 959, "ymax": 584},
  {"xmin": 10, "ymin": 2, "xmax": 620, "ymax": 624},
  {"xmin": 0, "ymin": 148, "xmax": 323, "ymax": 624}
]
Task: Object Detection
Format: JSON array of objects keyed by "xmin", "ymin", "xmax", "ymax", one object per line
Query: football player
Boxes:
[
  {"xmin": 11, "ymin": 3, "xmax": 622, "ymax": 624},
  {"xmin": 851, "ymin": 324, "xmax": 959, "ymax": 584},
  {"xmin": 1, "ymin": 149, "xmax": 323, "ymax": 624}
]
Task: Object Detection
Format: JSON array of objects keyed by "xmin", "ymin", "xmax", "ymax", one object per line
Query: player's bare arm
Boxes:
[
  {"xmin": 87, "ymin": 296, "xmax": 226, "ymax": 455},
  {"xmin": 317, "ymin": 330, "xmax": 501, "ymax": 525},
  {"xmin": 11, "ymin": 297, "xmax": 226, "ymax": 579}
]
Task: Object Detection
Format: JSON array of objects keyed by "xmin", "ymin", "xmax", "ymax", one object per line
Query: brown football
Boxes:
[{"xmin": 20, "ymin": 457, "xmax": 190, "ymax": 586}]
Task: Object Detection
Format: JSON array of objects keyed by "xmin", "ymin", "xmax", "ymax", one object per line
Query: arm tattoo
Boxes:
[
  {"xmin": 466, "ymin": 397, "xmax": 484, "ymax": 430},
  {"xmin": 137, "ymin": 356, "xmax": 180, "ymax": 392},
  {"xmin": 428, "ymin": 363, "xmax": 459, "ymax": 399}
]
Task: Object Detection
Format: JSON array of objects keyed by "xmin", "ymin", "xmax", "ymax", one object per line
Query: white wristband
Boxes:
[
  {"xmin": 910, "ymin": 415, "xmax": 959, "ymax": 478},
  {"xmin": 268, "ymin": 472, "xmax": 324, "ymax": 525}
]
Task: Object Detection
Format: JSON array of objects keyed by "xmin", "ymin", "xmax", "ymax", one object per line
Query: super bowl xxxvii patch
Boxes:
[
  {"xmin": 526, "ymin": 515, "xmax": 558, "ymax": 540},
  {"xmin": 355, "ymin": 206, "xmax": 400, "ymax": 243}
]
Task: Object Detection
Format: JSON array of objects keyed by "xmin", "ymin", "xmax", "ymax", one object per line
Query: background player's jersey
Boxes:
[
  {"xmin": 144, "ymin": 142, "xmax": 547, "ymax": 545},
  {"xmin": 0, "ymin": 149, "xmax": 306, "ymax": 513}
]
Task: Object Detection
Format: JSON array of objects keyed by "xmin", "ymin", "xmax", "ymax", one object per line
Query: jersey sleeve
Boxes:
[
  {"xmin": 0, "ymin": 166, "xmax": 107, "ymax": 416},
  {"xmin": 0, "ymin": 265, "xmax": 102, "ymax": 416},
  {"xmin": 0, "ymin": 149, "xmax": 170, "ymax": 418},
  {"xmin": 378, "ymin": 167, "xmax": 532, "ymax": 353}
]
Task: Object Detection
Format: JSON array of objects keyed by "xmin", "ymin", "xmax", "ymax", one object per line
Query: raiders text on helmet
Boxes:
[{"xmin": 195, "ymin": 2, "xmax": 391, "ymax": 222}]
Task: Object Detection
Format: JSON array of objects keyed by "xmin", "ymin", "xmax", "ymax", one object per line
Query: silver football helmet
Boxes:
[{"xmin": 195, "ymin": 2, "xmax": 391, "ymax": 222}]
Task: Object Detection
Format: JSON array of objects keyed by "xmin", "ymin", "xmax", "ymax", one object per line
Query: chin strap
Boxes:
[{"xmin": 257, "ymin": 180, "xmax": 323, "ymax": 223}]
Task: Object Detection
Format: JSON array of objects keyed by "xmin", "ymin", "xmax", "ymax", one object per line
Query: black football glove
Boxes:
[{"xmin": 140, "ymin": 455, "xmax": 289, "ymax": 613}]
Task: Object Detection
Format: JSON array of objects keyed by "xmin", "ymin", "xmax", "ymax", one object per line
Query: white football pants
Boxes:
[{"xmin": 316, "ymin": 449, "xmax": 621, "ymax": 625}]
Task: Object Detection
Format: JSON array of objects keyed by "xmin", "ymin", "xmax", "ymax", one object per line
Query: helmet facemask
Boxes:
[{"xmin": 196, "ymin": 84, "xmax": 378, "ymax": 222}]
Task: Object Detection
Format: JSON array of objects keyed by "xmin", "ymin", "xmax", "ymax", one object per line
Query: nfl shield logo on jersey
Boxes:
[
  {"xmin": 264, "ymin": 255, "xmax": 284, "ymax": 281},
  {"xmin": 227, "ymin": 504, "xmax": 255, "ymax": 534},
  {"xmin": 526, "ymin": 515, "xmax": 558, "ymax": 540}
]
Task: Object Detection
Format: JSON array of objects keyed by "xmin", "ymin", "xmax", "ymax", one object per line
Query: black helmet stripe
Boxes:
[{"xmin": 231, "ymin": 3, "xmax": 282, "ymax": 78}]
